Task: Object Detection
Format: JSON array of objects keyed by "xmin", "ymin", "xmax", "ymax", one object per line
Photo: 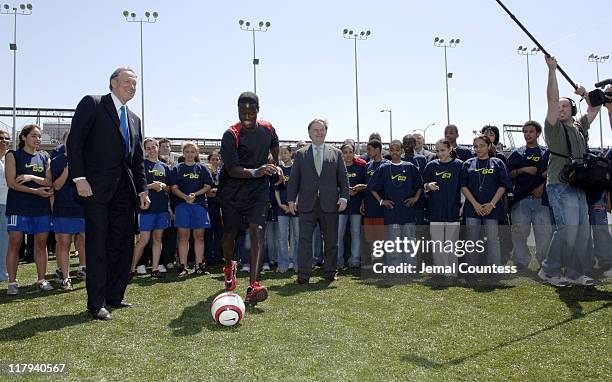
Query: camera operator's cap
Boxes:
[{"xmin": 237, "ymin": 92, "xmax": 259, "ymax": 108}]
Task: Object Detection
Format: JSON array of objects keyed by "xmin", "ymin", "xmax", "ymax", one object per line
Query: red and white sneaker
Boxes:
[
  {"xmin": 223, "ymin": 261, "xmax": 237, "ymax": 291},
  {"xmin": 245, "ymin": 281, "xmax": 268, "ymax": 304}
]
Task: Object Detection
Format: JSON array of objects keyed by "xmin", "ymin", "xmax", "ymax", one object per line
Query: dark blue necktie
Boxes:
[{"xmin": 119, "ymin": 105, "xmax": 130, "ymax": 159}]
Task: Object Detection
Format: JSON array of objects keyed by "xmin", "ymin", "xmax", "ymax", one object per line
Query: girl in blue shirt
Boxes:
[
  {"xmin": 369, "ymin": 140, "xmax": 423, "ymax": 266},
  {"xmin": 461, "ymin": 135, "xmax": 511, "ymax": 269},
  {"xmin": 170, "ymin": 142, "xmax": 213, "ymax": 277},
  {"xmin": 130, "ymin": 138, "xmax": 171, "ymax": 279},
  {"xmin": 337, "ymin": 143, "xmax": 366, "ymax": 268},
  {"xmin": 274, "ymin": 145, "xmax": 298, "ymax": 272},
  {"xmin": 51, "ymin": 141, "xmax": 85, "ymax": 291},
  {"xmin": 423, "ymin": 139, "xmax": 463, "ymax": 280},
  {"xmin": 5, "ymin": 125, "xmax": 54, "ymax": 294}
]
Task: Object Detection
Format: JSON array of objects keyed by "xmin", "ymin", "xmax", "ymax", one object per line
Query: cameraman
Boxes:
[{"xmin": 538, "ymin": 55, "xmax": 602, "ymax": 287}]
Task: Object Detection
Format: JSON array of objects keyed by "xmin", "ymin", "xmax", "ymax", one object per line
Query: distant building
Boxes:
[{"xmin": 42, "ymin": 122, "xmax": 71, "ymax": 144}]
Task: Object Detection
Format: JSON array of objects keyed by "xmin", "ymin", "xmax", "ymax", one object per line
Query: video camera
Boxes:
[{"xmin": 588, "ymin": 78, "xmax": 612, "ymax": 107}]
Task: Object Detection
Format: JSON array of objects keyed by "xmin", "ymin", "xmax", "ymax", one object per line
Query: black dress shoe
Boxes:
[
  {"xmin": 295, "ymin": 277, "xmax": 309, "ymax": 284},
  {"xmin": 106, "ymin": 300, "xmax": 133, "ymax": 309},
  {"xmin": 90, "ymin": 307, "xmax": 112, "ymax": 321}
]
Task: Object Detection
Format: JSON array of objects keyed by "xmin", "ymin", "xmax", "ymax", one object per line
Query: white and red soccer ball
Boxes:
[{"xmin": 211, "ymin": 292, "xmax": 245, "ymax": 326}]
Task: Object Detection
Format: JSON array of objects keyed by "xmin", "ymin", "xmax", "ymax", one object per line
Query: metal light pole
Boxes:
[
  {"xmin": 424, "ymin": 122, "xmax": 435, "ymax": 144},
  {"xmin": 1, "ymin": 3, "xmax": 32, "ymax": 149},
  {"xmin": 434, "ymin": 37, "xmax": 460, "ymax": 126},
  {"xmin": 123, "ymin": 10, "xmax": 159, "ymax": 137},
  {"xmin": 239, "ymin": 20, "xmax": 271, "ymax": 94},
  {"xmin": 380, "ymin": 109, "xmax": 392, "ymax": 141},
  {"xmin": 343, "ymin": 28, "xmax": 371, "ymax": 154},
  {"xmin": 517, "ymin": 46, "xmax": 539, "ymax": 120},
  {"xmin": 588, "ymin": 53, "xmax": 609, "ymax": 149}
]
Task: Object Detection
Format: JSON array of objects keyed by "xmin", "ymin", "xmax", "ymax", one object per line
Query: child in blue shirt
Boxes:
[
  {"xmin": 170, "ymin": 142, "xmax": 213, "ymax": 277},
  {"xmin": 461, "ymin": 135, "xmax": 511, "ymax": 269},
  {"xmin": 423, "ymin": 139, "xmax": 463, "ymax": 280},
  {"xmin": 368, "ymin": 140, "xmax": 423, "ymax": 266}
]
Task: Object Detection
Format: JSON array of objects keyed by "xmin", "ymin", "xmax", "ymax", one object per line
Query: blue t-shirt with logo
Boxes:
[
  {"xmin": 169, "ymin": 162, "xmax": 213, "ymax": 208},
  {"xmin": 364, "ymin": 159, "xmax": 388, "ymax": 219},
  {"xmin": 507, "ymin": 146, "xmax": 549, "ymax": 205},
  {"xmin": 6, "ymin": 149, "xmax": 51, "ymax": 217},
  {"xmin": 423, "ymin": 159, "xmax": 463, "ymax": 222},
  {"xmin": 344, "ymin": 162, "xmax": 366, "ymax": 215},
  {"xmin": 368, "ymin": 161, "xmax": 423, "ymax": 225},
  {"xmin": 460, "ymin": 157, "xmax": 511, "ymax": 221},
  {"xmin": 276, "ymin": 164, "xmax": 294, "ymax": 217},
  {"xmin": 144, "ymin": 159, "xmax": 171, "ymax": 214},
  {"xmin": 51, "ymin": 153, "xmax": 84, "ymax": 218}
]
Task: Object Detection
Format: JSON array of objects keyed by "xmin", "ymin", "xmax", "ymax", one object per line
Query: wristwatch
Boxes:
[{"xmin": 249, "ymin": 169, "xmax": 257, "ymax": 178}]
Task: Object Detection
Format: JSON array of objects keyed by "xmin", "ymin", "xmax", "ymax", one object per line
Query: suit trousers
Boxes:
[
  {"xmin": 297, "ymin": 197, "xmax": 339, "ymax": 279},
  {"xmin": 84, "ymin": 171, "xmax": 135, "ymax": 311}
]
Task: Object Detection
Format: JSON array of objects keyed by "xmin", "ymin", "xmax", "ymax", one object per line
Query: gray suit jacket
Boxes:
[{"xmin": 287, "ymin": 143, "xmax": 350, "ymax": 213}]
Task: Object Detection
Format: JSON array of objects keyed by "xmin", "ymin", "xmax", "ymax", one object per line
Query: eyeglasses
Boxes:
[{"xmin": 0, "ymin": 137, "xmax": 10, "ymax": 141}]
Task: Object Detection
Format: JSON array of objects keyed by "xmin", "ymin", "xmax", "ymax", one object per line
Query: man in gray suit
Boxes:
[{"xmin": 287, "ymin": 118, "xmax": 350, "ymax": 283}]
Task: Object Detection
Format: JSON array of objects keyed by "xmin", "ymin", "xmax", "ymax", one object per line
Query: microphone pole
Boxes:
[{"xmin": 494, "ymin": 0, "xmax": 577, "ymax": 89}]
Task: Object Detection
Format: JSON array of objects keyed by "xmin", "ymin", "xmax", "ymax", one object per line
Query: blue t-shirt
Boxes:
[
  {"xmin": 507, "ymin": 146, "xmax": 549, "ymax": 205},
  {"xmin": 51, "ymin": 153, "xmax": 84, "ymax": 218},
  {"xmin": 364, "ymin": 159, "xmax": 389, "ymax": 219},
  {"xmin": 267, "ymin": 173, "xmax": 279, "ymax": 221},
  {"xmin": 423, "ymin": 159, "xmax": 463, "ymax": 222},
  {"xmin": 344, "ymin": 162, "xmax": 366, "ymax": 215},
  {"xmin": 6, "ymin": 149, "xmax": 51, "ymax": 217},
  {"xmin": 401, "ymin": 154, "xmax": 427, "ymax": 175},
  {"xmin": 49, "ymin": 144, "xmax": 65, "ymax": 160},
  {"xmin": 451, "ymin": 145, "xmax": 474, "ymax": 161},
  {"xmin": 495, "ymin": 151, "xmax": 508, "ymax": 165},
  {"xmin": 368, "ymin": 161, "xmax": 423, "ymax": 225},
  {"xmin": 144, "ymin": 159, "xmax": 171, "ymax": 214},
  {"xmin": 169, "ymin": 162, "xmax": 213, "ymax": 208},
  {"xmin": 208, "ymin": 166, "xmax": 221, "ymax": 207},
  {"xmin": 401, "ymin": 154, "xmax": 427, "ymax": 209},
  {"xmin": 460, "ymin": 157, "xmax": 511, "ymax": 221},
  {"xmin": 276, "ymin": 164, "xmax": 293, "ymax": 217}
]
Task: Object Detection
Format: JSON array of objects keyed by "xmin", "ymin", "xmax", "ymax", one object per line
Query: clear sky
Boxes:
[{"xmin": 0, "ymin": 0, "xmax": 610, "ymax": 147}]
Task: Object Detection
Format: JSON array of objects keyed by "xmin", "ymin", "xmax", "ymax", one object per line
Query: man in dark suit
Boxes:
[
  {"xmin": 68, "ymin": 67, "xmax": 149, "ymax": 320},
  {"xmin": 287, "ymin": 118, "xmax": 350, "ymax": 283}
]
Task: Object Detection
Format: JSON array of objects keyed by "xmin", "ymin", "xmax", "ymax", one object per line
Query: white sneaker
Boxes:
[
  {"xmin": 6, "ymin": 282, "xmax": 18, "ymax": 296},
  {"xmin": 262, "ymin": 263, "xmax": 271, "ymax": 271},
  {"xmin": 158, "ymin": 264, "xmax": 167, "ymax": 273},
  {"xmin": 603, "ymin": 268, "xmax": 612, "ymax": 277},
  {"xmin": 38, "ymin": 280, "xmax": 54, "ymax": 292},
  {"xmin": 136, "ymin": 265, "xmax": 147, "ymax": 275},
  {"xmin": 567, "ymin": 275, "xmax": 597, "ymax": 286},
  {"xmin": 165, "ymin": 262, "xmax": 175, "ymax": 270},
  {"xmin": 242, "ymin": 264, "xmax": 250, "ymax": 273},
  {"xmin": 537, "ymin": 269, "xmax": 569, "ymax": 287},
  {"xmin": 61, "ymin": 278, "xmax": 73, "ymax": 291}
]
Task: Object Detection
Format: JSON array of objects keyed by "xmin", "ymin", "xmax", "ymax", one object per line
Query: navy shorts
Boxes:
[
  {"xmin": 175, "ymin": 203, "xmax": 210, "ymax": 229},
  {"xmin": 52, "ymin": 217, "xmax": 85, "ymax": 234},
  {"xmin": 7, "ymin": 215, "xmax": 52, "ymax": 234},
  {"xmin": 139, "ymin": 212, "xmax": 170, "ymax": 232}
]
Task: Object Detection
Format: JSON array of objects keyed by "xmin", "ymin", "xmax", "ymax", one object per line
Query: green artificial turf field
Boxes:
[{"xmin": 0, "ymin": 258, "xmax": 610, "ymax": 381}]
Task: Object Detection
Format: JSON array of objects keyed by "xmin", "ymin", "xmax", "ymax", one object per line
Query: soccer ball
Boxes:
[{"xmin": 211, "ymin": 292, "xmax": 245, "ymax": 326}]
